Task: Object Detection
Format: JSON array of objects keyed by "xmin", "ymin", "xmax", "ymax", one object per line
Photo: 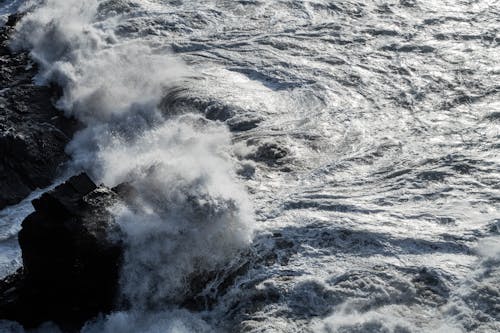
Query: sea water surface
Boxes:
[{"xmin": 0, "ymin": 0, "xmax": 499, "ymax": 332}]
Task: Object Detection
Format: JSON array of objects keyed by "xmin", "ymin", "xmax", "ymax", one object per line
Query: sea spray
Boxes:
[
  {"xmin": 2, "ymin": 0, "xmax": 498, "ymax": 332},
  {"xmin": 104, "ymin": 116, "xmax": 254, "ymax": 307},
  {"xmin": 11, "ymin": 0, "xmax": 255, "ymax": 323},
  {"xmin": 11, "ymin": 0, "xmax": 187, "ymax": 122}
]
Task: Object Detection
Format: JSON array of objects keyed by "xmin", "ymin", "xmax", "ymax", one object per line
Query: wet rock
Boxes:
[
  {"xmin": 0, "ymin": 173, "xmax": 123, "ymax": 331},
  {"xmin": 226, "ymin": 114, "xmax": 262, "ymax": 132},
  {"xmin": 159, "ymin": 91, "xmax": 262, "ymax": 132},
  {"xmin": 0, "ymin": 14, "xmax": 79, "ymax": 209},
  {"xmin": 247, "ymin": 140, "xmax": 289, "ymax": 165}
]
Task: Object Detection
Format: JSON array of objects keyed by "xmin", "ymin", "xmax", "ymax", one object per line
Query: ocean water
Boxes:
[{"xmin": 0, "ymin": 0, "xmax": 499, "ymax": 332}]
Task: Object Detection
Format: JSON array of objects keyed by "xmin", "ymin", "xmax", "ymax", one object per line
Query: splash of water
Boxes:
[{"xmin": 10, "ymin": 0, "xmax": 255, "ymax": 327}]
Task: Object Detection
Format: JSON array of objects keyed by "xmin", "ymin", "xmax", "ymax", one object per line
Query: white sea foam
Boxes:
[{"xmin": 1, "ymin": 0, "xmax": 499, "ymax": 332}]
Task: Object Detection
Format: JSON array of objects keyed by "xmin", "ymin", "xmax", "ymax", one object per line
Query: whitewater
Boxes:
[{"xmin": 0, "ymin": 0, "xmax": 499, "ymax": 332}]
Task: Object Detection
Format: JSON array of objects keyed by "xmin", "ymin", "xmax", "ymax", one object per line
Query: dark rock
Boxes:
[
  {"xmin": 158, "ymin": 90, "xmax": 262, "ymax": 132},
  {"xmin": 0, "ymin": 173, "xmax": 123, "ymax": 331},
  {"xmin": 247, "ymin": 140, "xmax": 289, "ymax": 165},
  {"xmin": 0, "ymin": 14, "xmax": 80, "ymax": 209},
  {"xmin": 226, "ymin": 115, "xmax": 262, "ymax": 132},
  {"xmin": 5, "ymin": 13, "xmax": 23, "ymax": 28}
]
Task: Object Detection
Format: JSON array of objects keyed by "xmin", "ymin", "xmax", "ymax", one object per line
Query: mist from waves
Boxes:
[
  {"xmin": 1, "ymin": 0, "xmax": 499, "ymax": 332},
  {"xmin": 6, "ymin": 0, "xmax": 255, "ymax": 331}
]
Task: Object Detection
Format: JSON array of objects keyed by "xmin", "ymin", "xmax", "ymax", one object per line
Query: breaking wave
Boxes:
[
  {"xmin": 1, "ymin": 0, "xmax": 499, "ymax": 332},
  {"xmin": 7, "ymin": 0, "xmax": 254, "ymax": 330}
]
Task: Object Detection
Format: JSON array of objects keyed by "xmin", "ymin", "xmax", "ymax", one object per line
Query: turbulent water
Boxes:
[{"xmin": 0, "ymin": 0, "xmax": 499, "ymax": 332}]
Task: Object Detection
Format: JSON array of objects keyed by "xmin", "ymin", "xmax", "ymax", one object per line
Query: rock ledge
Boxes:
[{"xmin": 0, "ymin": 173, "xmax": 123, "ymax": 331}]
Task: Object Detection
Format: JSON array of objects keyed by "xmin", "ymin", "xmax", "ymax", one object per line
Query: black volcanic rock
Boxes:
[
  {"xmin": 0, "ymin": 14, "xmax": 79, "ymax": 209},
  {"xmin": 0, "ymin": 173, "xmax": 123, "ymax": 331}
]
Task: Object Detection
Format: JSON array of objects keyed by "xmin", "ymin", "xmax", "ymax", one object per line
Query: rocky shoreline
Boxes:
[
  {"xmin": 0, "ymin": 14, "xmax": 79, "ymax": 210},
  {"xmin": 0, "ymin": 14, "xmax": 247, "ymax": 331},
  {"xmin": 0, "ymin": 14, "xmax": 107, "ymax": 330},
  {"xmin": 0, "ymin": 173, "xmax": 124, "ymax": 331}
]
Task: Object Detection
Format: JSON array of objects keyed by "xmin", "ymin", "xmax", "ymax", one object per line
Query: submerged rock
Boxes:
[
  {"xmin": 0, "ymin": 173, "xmax": 123, "ymax": 331},
  {"xmin": 247, "ymin": 140, "xmax": 289, "ymax": 166},
  {"xmin": 0, "ymin": 14, "xmax": 79, "ymax": 209},
  {"xmin": 158, "ymin": 90, "xmax": 262, "ymax": 132}
]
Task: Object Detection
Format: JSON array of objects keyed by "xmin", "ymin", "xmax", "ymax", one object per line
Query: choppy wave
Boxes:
[{"xmin": 1, "ymin": 0, "xmax": 499, "ymax": 332}]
